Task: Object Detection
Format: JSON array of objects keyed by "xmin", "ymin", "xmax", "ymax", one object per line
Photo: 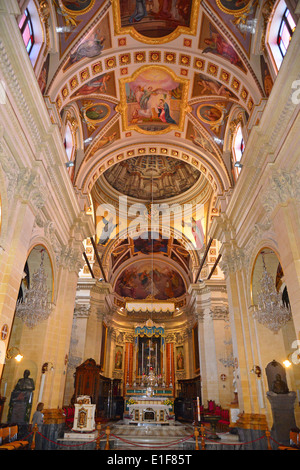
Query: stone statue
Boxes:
[
  {"xmin": 14, "ymin": 370, "xmax": 35, "ymax": 392},
  {"xmin": 271, "ymin": 373, "xmax": 289, "ymax": 394}
]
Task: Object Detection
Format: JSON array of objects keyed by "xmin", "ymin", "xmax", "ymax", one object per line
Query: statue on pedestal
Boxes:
[
  {"xmin": 271, "ymin": 373, "xmax": 289, "ymax": 394},
  {"xmin": 8, "ymin": 370, "xmax": 35, "ymax": 424}
]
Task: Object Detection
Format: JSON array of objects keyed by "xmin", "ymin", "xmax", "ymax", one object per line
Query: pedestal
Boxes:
[
  {"xmin": 73, "ymin": 404, "xmax": 96, "ymax": 432},
  {"xmin": 7, "ymin": 390, "xmax": 33, "ymax": 424},
  {"xmin": 266, "ymin": 391, "xmax": 297, "ymax": 447}
]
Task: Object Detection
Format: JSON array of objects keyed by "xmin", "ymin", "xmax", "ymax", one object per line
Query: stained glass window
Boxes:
[
  {"xmin": 19, "ymin": 8, "xmax": 34, "ymax": 55},
  {"xmin": 277, "ymin": 8, "xmax": 296, "ymax": 58}
]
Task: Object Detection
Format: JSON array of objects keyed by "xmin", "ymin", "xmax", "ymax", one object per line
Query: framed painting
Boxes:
[
  {"xmin": 114, "ymin": 345, "xmax": 123, "ymax": 370},
  {"xmin": 216, "ymin": 0, "xmax": 253, "ymax": 15},
  {"xmin": 176, "ymin": 346, "xmax": 184, "ymax": 371},
  {"xmin": 118, "ymin": 65, "xmax": 190, "ymax": 135},
  {"xmin": 112, "ymin": 0, "xmax": 201, "ymax": 44}
]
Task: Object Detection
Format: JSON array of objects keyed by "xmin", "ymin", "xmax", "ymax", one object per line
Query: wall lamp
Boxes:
[
  {"xmin": 250, "ymin": 365, "xmax": 261, "ymax": 377},
  {"xmin": 6, "ymin": 347, "xmax": 23, "ymax": 362},
  {"xmin": 42, "ymin": 362, "xmax": 54, "ymax": 373},
  {"xmin": 283, "ymin": 352, "xmax": 300, "ymax": 368}
]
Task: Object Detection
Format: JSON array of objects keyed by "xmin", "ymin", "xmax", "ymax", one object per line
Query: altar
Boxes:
[{"xmin": 128, "ymin": 396, "xmax": 171, "ymax": 425}]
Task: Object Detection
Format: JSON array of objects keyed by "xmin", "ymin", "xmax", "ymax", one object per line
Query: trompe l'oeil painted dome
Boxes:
[{"xmin": 103, "ymin": 155, "xmax": 201, "ymax": 200}]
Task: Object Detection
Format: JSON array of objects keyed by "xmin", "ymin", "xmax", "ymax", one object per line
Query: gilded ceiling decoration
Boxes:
[
  {"xmin": 43, "ymin": 0, "xmax": 270, "ymax": 296},
  {"xmin": 103, "ymin": 155, "xmax": 201, "ymax": 200}
]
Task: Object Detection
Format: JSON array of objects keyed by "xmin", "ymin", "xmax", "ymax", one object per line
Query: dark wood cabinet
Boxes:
[
  {"xmin": 174, "ymin": 375, "xmax": 201, "ymax": 422},
  {"xmin": 74, "ymin": 358, "xmax": 124, "ymax": 419}
]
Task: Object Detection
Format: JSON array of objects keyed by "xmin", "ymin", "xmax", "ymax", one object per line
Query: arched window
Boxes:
[
  {"xmin": 64, "ymin": 123, "xmax": 74, "ymax": 162},
  {"xmin": 232, "ymin": 124, "xmax": 244, "ymax": 178},
  {"xmin": 267, "ymin": 0, "xmax": 297, "ymax": 72},
  {"xmin": 18, "ymin": 8, "xmax": 35, "ymax": 55},
  {"xmin": 277, "ymin": 7, "xmax": 296, "ymax": 58}
]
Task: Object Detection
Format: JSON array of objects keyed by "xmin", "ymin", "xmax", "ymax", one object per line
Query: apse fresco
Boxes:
[
  {"xmin": 115, "ymin": 261, "xmax": 186, "ymax": 300},
  {"xmin": 118, "ymin": 0, "xmax": 193, "ymax": 39},
  {"xmin": 199, "ymin": 15, "xmax": 246, "ymax": 72},
  {"xmin": 120, "ymin": 67, "xmax": 187, "ymax": 133}
]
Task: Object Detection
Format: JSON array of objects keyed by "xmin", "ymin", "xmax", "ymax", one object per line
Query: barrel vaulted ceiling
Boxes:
[{"xmin": 39, "ymin": 0, "xmax": 272, "ymax": 309}]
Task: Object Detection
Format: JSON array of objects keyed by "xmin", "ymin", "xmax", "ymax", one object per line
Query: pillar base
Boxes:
[
  {"xmin": 235, "ymin": 413, "xmax": 269, "ymax": 450},
  {"xmin": 39, "ymin": 409, "xmax": 65, "ymax": 450},
  {"xmin": 266, "ymin": 391, "xmax": 297, "ymax": 447}
]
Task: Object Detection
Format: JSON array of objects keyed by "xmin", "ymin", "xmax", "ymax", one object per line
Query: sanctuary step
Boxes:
[{"xmin": 110, "ymin": 420, "xmax": 195, "ymax": 450}]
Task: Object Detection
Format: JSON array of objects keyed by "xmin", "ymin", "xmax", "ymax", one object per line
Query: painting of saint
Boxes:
[
  {"xmin": 216, "ymin": 0, "xmax": 252, "ymax": 14},
  {"xmin": 199, "ymin": 16, "xmax": 246, "ymax": 72},
  {"xmin": 122, "ymin": 67, "xmax": 186, "ymax": 133},
  {"xmin": 71, "ymin": 72, "xmax": 115, "ymax": 98},
  {"xmin": 60, "ymin": 0, "xmax": 94, "ymax": 13},
  {"xmin": 97, "ymin": 214, "xmax": 119, "ymax": 246},
  {"xmin": 176, "ymin": 346, "xmax": 184, "ymax": 371},
  {"xmin": 116, "ymin": 0, "xmax": 196, "ymax": 42},
  {"xmin": 192, "ymin": 73, "xmax": 237, "ymax": 99},
  {"xmin": 84, "ymin": 103, "xmax": 110, "ymax": 122},
  {"xmin": 198, "ymin": 104, "xmax": 223, "ymax": 123},
  {"xmin": 114, "ymin": 346, "xmax": 123, "ymax": 370},
  {"xmin": 63, "ymin": 14, "xmax": 111, "ymax": 70}
]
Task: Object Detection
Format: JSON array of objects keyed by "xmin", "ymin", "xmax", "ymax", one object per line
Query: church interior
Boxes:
[{"xmin": 0, "ymin": 0, "xmax": 300, "ymax": 452}]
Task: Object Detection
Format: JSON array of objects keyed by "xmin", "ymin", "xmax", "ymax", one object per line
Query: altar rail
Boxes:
[{"xmin": 14, "ymin": 423, "xmax": 282, "ymax": 451}]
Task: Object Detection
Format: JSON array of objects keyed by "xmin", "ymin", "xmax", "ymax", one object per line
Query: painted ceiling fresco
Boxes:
[{"xmin": 44, "ymin": 0, "xmax": 273, "ymax": 298}]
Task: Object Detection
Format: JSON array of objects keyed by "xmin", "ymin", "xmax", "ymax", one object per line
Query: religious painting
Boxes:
[
  {"xmin": 38, "ymin": 53, "xmax": 50, "ymax": 95},
  {"xmin": 260, "ymin": 55, "xmax": 273, "ymax": 98},
  {"xmin": 176, "ymin": 346, "xmax": 184, "ymax": 371},
  {"xmin": 115, "ymin": 260, "xmax": 186, "ymax": 300},
  {"xmin": 80, "ymin": 102, "xmax": 110, "ymax": 132},
  {"xmin": 114, "ymin": 345, "xmax": 123, "ymax": 370},
  {"xmin": 198, "ymin": 15, "xmax": 246, "ymax": 72},
  {"xmin": 119, "ymin": 66, "xmax": 189, "ymax": 134},
  {"xmin": 87, "ymin": 121, "xmax": 120, "ymax": 159},
  {"xmin": 133, "ymin": 232, "xmax": 169, "ymax": 255},
  {"xmin": 192, "ymin": 73, "xmax": 238, "ymax": 99},
  {"xmin": 71, "ymin": 71, "xmax": 116, "ymax": 98},
  {"xmin": 113, "ymin": 0, "xmax": 200, "ymax": 44},
  {"xmin": 197, "ymin": 102, "xmax": 227, "ymax": 135},
  {"xmin": 60, "ymin": 0, "xmax": 95, "ymax": 13},
  {"xmin": 186, "ymin": 120, "xmax": 220, "ymax": 158},
  {"xmin": 63, "ymin": 13, "xmax": 111, "ymax": 70},
  {"xmin": 216, "ymin": 0, "xmax": 253, "ymax": 14}
]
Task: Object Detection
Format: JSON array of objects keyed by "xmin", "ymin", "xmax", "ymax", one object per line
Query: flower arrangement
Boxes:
[
  {"xmin": 128, "ymin": 398, "xmax": 137, "ymax": 405},
  {"xmin": 164, "ymin": 399, "xmax": 173, "ymax": 406}
]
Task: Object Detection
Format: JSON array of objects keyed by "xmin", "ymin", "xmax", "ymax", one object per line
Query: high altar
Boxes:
[{"xmin": 124, "ymin": 319, "xmax": 174, "ymax": 425}]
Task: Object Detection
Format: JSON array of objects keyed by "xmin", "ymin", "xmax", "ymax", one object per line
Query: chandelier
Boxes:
[
  {"xmin": 253, "ymin": 255, "xmax": 291, "ymax": 334},
  {"xmin": 16, "ymin": 251, "xmax": 52, "ymax": 329}
]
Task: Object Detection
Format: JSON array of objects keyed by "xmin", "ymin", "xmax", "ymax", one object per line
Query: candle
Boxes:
[
  {"xmin": 38, "ymin": 374, "xmax": 46, "ymax": 402},
  {"xmin": 197, "ymin": 397, "xmax": 200, "ymax": 422}
]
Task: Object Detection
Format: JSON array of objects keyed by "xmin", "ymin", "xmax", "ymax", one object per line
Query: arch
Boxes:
[
  {"xmin": 266, "ymin": 0, "xmax": 297, "ymax": 73},
  {"xmin": 17, "ymin": 0, "xmax": 45, "ymax": 70},
  {"xmin": 24, "ymin": 242, "xmax": 55, "ymax": 304},
  {"xmin": 74, "ymin": 140, "xmax": 231, "ymax": 200}
]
